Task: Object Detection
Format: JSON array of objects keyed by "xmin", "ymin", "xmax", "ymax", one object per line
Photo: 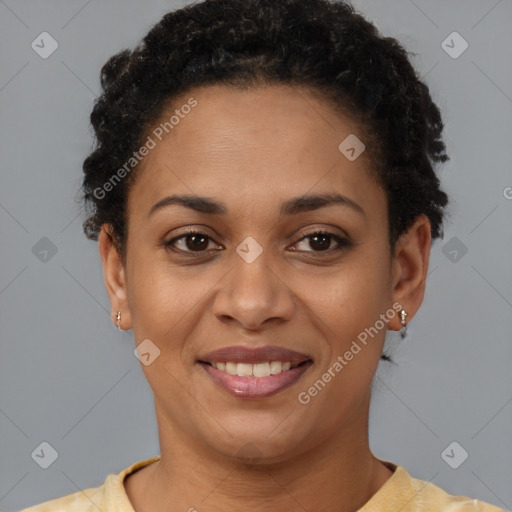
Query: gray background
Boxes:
[{"xmin": 1, "ymin": 0, "xmax": 511, "ymax": 510}]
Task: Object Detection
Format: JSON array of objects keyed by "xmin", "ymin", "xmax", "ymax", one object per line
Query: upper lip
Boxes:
[{"xmin": 197, "ymin": 345, "xmax": 312, "ymax": 365}]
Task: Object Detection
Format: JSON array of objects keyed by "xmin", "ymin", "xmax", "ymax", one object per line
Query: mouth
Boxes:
[{"xmin": 196, "ymin": 345, "xmax": 313, "ymax": 399}]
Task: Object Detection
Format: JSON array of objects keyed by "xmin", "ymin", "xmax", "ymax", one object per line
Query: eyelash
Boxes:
[{"xmin": 163, "ymin": 229, "xmax": 351, "ymax": 258}]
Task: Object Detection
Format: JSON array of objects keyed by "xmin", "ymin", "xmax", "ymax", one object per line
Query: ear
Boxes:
[
  {"xmin": 388, "ymin": 214, "xmax": 432, "ymax": 332},
  {"xmin": 98, "ymin": 224, "xmax": 132, "ymax": 330}
]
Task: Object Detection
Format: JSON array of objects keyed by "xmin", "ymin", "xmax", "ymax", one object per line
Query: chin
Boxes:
[{"xmin": 195, "ymin": 415, "xmax": 316, "ymax": 464}]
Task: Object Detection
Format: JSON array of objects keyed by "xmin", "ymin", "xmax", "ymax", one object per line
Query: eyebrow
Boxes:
[{"xmin": 147, "ymin": 193, "xmax": 365, "ymax": 218}]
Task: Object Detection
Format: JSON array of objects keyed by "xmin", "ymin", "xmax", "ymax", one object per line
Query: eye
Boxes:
[
  {"xmin": 163, "ymin": 228, "xmax": 351, "ymax": 257},
  {"xmin": 164, "ymin": 230, "xmax": 222, "ymax": 254},
  {"xmin": 292, "ymin": 230, "xmax": 351, "ymax": 254}
]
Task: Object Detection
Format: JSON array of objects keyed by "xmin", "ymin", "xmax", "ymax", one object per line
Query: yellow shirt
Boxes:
[{"xmin": 19, "ymin": 456, "xmax": 507, "ymax": 511}]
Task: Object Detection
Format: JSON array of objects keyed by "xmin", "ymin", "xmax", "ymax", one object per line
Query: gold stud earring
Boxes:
[{"xmin": 116, "ymin": 311, "xmax": 122, "ymax": 331}]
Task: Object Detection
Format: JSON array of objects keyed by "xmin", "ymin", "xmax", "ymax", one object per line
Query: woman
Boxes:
[{"xmin": 21, "ymin": 0, "xmax": 506, "ymax": 510}]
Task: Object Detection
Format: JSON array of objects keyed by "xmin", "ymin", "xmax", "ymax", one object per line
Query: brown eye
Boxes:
[
  {"xmin": 165, "ymin": 231, "xmax": 219, "ymax": 254},
  {"xmin": 293, "ymin": 231, "xmax": 350, "ymax": 254},
  {"xmin": 184, "ymin": 233, "xmax": 209, "ymax": 251},
  {"xmin": 308, "ymin": 233, "xmax": 331, "ymax": 251}
]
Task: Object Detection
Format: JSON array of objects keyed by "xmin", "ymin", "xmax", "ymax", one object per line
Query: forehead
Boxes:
[{"xmin": 127, "ymin": 84, "xmax": 383, "ymax": 219}]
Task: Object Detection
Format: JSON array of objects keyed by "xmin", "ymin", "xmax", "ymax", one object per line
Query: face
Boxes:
[{"xmin": 100, "ymin": 84, "xmax": 430, "ymax": 463}]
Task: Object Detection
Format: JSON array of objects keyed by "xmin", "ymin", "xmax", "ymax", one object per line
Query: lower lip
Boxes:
[{"xmin": 198, "ymin": 362, "xmax": 313, "ymax": 399}]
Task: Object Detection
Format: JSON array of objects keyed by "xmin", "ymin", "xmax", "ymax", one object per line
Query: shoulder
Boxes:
[
  {"xmin": 407, "ymin": 472, "xmax": 506, "ymax": 511},
  {"xmin": 362, "ymin": 462, "xmax": 508, "ymax": 512},
  {"xmin": 18, "ymin": 456, "xmax": 161, "ymax": 512},
  {"xmin": 18, "ymin": 483, "xmax": 104, "ymax": 512}
]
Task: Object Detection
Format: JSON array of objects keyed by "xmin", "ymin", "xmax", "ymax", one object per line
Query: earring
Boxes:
[
  {"xmin": 400, "ymin": 309, "xmax": 408, "ymax": 338},
  {"xmin": 116, "ymin": 311, "xmax": 122, "ymax": 331}
]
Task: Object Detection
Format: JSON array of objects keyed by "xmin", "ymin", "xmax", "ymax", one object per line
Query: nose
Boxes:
[{"xmin": 212, "ymin": 248, "xmax": 295, "ymax": 331}]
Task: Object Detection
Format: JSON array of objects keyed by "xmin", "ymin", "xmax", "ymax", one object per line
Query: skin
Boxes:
[{"xmin": 99, "ymin": 84, "xmax": 431, "ymax": 512}]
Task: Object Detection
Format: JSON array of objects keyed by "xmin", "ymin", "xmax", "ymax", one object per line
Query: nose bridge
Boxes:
[
  {"xmin": 234, "ymin": 244, "xmax": 274, "ymax": 301},
  {"xmin": 213, "ymin": 240, "xmax": 294, "ymax": 329}
]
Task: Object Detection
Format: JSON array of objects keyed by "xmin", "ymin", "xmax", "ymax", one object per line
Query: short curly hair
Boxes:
[{"xmin": 82, "ymin": 0, "xmax": 449, "ymax": 260}]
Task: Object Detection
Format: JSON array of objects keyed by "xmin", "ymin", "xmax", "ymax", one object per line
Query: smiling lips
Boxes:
[{"xmin": 197, "ymin": 345, "xmax": 313, "ymax": 399}]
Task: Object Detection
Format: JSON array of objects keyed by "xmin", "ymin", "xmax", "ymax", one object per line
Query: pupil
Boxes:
[
  {"xmin": 311, "ymin": 234, "xmax": 330, "ymax": 251},
  {"xmin": 188, "ymin": 235, "xmax": 208, "ymax": 251}
]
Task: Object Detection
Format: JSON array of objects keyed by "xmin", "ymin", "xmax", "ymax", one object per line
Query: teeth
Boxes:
[
  {"xmin": 236, "ymin": 363, "xmax": 253, "ymax": 377},
  {"xmin": 270, "ymin": 361, "xmax": 282, "ymax": 375},
  {"xmin": 225, "ymin": 362, "xmax": 237, "ymax": 375},
  {"xmin": 210, "ymin": 361, "xmax": 298, "ymax": 377},
  {"xmin": 253, "ymin": 362, "xmax": 270, "ymax": 377}
]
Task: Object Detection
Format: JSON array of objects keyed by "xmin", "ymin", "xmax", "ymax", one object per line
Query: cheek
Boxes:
[
  {"xmin": 294, "ymin": 261, "xmax": 390, "ymax": 425},
  {"xmin": 297, "ymin": 252, "xmax": 391, "ymax": 331},
  {"xmin": 296, "ymin": 259, "xmax": 391, "ymax": 404},
  {"xmin": 125, "ymin": 250, "xmax": 189, "ymax": 336},
  {"xmin": 125, "ymin": 250, "xmax": 220, "ymax": 350}
]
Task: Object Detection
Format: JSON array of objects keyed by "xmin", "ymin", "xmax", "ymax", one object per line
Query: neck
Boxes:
[{"xmin": 125, "ymin": 399, "xmax": 394, "ymax": 512}]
